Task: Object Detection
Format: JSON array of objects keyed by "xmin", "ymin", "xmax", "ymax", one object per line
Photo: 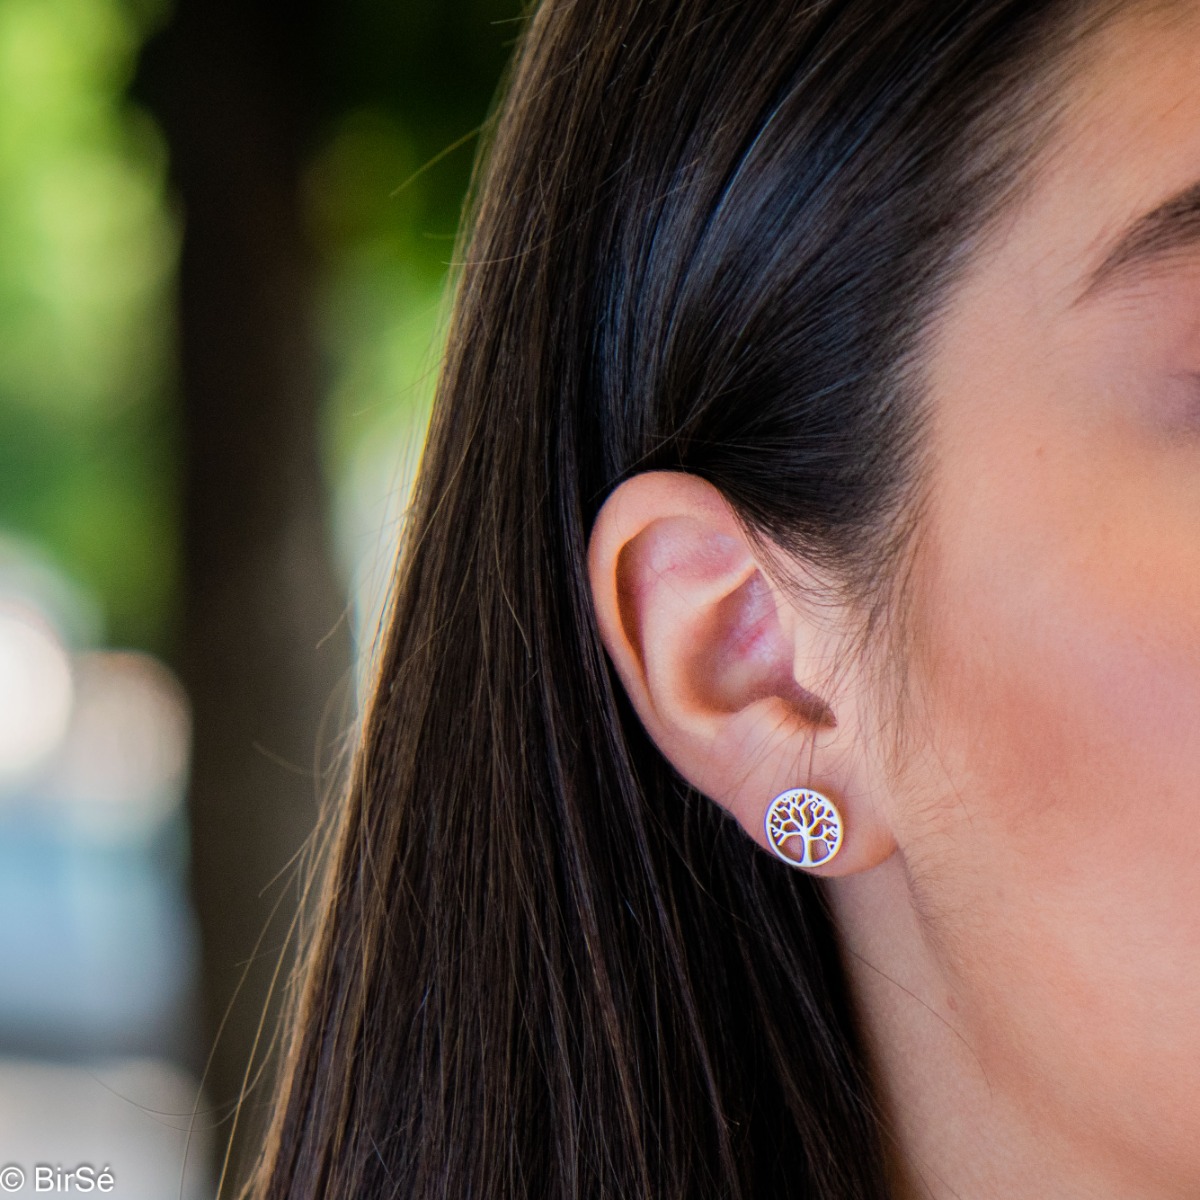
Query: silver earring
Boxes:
[{"xmin": 764, "ymin": 787, "xmax": 844, "ymax": 868}]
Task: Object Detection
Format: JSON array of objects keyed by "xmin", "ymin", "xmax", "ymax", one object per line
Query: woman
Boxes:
[{"xmin": 248, "ymin": 1, "xmax": 1200, "ymax": 1196}]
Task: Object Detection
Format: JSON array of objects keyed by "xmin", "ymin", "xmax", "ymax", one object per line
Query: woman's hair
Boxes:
[{"xmin": 245, "ymin": 2, "xmax": 1133, "ymax": 1197}]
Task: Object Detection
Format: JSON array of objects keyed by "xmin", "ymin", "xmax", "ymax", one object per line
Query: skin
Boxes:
[{"xmin": 587, "ymin": 6, "xmax": 1200, "ymax": 1198}]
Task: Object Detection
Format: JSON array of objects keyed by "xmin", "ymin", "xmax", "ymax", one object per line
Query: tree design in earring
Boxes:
[{"xmin": 764, "ymin": 787, "xmax": 843, "ymax": 868}]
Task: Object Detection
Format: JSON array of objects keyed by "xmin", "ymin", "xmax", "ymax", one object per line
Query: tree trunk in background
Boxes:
[{"xmin": 136, "ymin": 3, "xmax": 352, "ymax": 1189}]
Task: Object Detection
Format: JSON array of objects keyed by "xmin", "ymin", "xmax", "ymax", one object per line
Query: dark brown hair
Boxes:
[{"xmin": 244, "ymin": 2, "xmax": 1130, "ymax": 1196}]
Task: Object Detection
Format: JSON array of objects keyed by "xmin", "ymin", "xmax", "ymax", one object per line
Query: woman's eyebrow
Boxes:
[{"xmin": 1073, "ymin": 178, "xmax": 1200, "ymax": 306}]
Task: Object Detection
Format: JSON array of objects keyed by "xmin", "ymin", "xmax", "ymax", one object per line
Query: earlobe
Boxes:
[{"xmin": 586, "ymin": 470, "xmax": 895, "ymax": 876}]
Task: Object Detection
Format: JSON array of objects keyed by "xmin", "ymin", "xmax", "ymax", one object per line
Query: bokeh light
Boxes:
[{"xmin": 0, "ymin": 601, "xmax": 73, "ymax": 787}]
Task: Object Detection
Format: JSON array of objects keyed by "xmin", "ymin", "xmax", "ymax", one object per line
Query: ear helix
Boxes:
[{"xmin": 764, "ymin": 787, "xmax": 844, "ymax": 869}]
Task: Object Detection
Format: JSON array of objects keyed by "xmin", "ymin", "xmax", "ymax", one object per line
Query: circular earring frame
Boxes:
[{"xmin": 764, "ymin": 787, "xmax": 844, "ymax": 869}]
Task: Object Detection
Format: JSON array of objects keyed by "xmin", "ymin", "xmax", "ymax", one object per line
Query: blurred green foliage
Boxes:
[
  {"xmin": 307, "ymin": 0, "xmax": 520, "ymax": 647},
  {"xmin": 310, "ymin": 0, "xmax": 520, "ymax": 502},
  {"xmin": 308, "ymin": 109, "xmax": 451, "ymax": 478},
  {"xmin": 0, "ymin": 0, "xmax": 521, "ymax": 654},
  {"xmin": 0, "ymin": 0, "xmax": 177, "ymax": 652}
]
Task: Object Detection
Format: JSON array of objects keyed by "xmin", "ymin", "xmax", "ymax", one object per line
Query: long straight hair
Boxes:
[{"xmin": 246, "ymin": 2, "xmax": 1128, "ymax": 1196}]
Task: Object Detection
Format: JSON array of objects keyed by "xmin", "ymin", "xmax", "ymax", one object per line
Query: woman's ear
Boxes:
[{"xmin": 586, "ymin": 470, "xmax": 895, "ymax": 875}]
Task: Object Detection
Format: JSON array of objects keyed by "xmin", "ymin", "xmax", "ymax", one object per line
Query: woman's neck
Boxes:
[{"xmin": 827, "ymin": 855, "xmax": 1185, "ymax": 1200}]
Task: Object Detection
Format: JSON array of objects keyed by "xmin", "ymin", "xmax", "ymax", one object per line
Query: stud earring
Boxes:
[{"xmin": 764, "ymin": 787, "xmax": 844, "ymax": 869}]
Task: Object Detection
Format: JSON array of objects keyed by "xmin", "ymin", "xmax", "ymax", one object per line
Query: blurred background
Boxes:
[{"xmin": 0, "ymin": 0, "xmax": 516, "ymax": 1193}]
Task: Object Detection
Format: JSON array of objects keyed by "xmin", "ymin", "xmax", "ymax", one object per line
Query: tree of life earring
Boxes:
[{"xmin": 764, "ymin": 787, "xmax": 844, "ymax": 869}]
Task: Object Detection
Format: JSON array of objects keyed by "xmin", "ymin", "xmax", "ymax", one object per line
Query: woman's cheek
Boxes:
[
  {"xmin": 903, "ymin": 478, "xmax": 1200, "ymax": 1099},
  {"xmin": 912, "ymin": 389, "xmax": 1200, "ymax": 860}
]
